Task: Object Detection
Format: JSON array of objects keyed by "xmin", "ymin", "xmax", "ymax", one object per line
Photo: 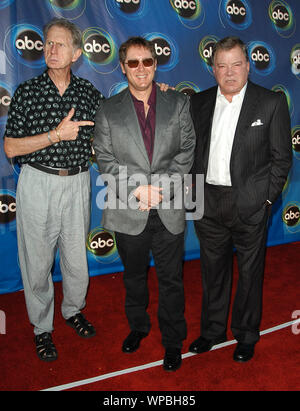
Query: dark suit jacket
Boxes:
[{"xmin": 190, "ymin": 81, "xmax": 292, "ymax": 224}]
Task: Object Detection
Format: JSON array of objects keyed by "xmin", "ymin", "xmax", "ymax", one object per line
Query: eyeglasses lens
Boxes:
[{"xmin": 126, "ymin": 58, "xmax": 154, "ymax": 68}]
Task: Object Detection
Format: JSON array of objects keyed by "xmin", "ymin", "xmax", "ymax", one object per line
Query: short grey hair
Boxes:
[
  {"xmin": 212, "ymin": 36, "xmax": 249, "ymax": 66},
  {"xmin": 43, "ymin": 18, "xmax": 82, "ymax": 50}
]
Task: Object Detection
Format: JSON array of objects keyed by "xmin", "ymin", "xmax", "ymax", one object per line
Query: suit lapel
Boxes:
[
  {"xmin": 116, "ymin": 89, "xmax": 150, "ymax": 166},
  {"xmin": 151, "ymin": 87, "xmax": 173, "ymax": 167},
  {"xmin": 231, "ymin": 82, "xmax": 259, "ymax": 156},
  {"xmin": 203, "ymin": 88, "xmax": 217, "ymax": 170}
]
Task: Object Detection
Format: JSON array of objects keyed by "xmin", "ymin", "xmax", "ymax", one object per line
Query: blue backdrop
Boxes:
[{"xmin": 1, "ymin": 0, "xmax": 300, "ymax": 294}]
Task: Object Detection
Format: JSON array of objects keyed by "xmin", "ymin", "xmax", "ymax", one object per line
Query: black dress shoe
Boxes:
[
  {"xmin": 122, "ymin": 330, "xmax": 148, "ymax": 353},
  {"xmin": 163, "ymin": 347, "xmax": 182, "ymax": 372},
  {"xmin": 233, "ymin": 343, "xmax": 255, "ymax": 362},
  {"xmin": 189, "ymin": 335, "xmax": 227, "ymax": 354}
]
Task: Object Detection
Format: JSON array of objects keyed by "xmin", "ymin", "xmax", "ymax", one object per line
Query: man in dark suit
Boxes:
[
  {"xmin": 189, "ymin": 36, "xmax": 292, "ymax": 362},
  {"xmin": 93, "ymin": 37, "xmax": 195, "ymax": 371}
]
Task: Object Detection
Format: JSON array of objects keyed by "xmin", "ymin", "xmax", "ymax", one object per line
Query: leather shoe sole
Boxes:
[
  {"xmin": 189, "ymin": 335, "xmax": 227, "ymax": 354},
  {"xmin": 122, "ymin": 330, "xmax": 148, "ymax": 353},
  {"xmin": 233, "ymin": 343, "xmax": 255, "ymax": 362},
  {"xmin": 163, "ymin": 347, "xmax": 182, "ymax": 372}
]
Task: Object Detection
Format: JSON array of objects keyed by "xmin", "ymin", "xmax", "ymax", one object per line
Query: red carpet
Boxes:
[{"xmin": 0, "ymin": 241, "xmax": 299, "ymax": 392}]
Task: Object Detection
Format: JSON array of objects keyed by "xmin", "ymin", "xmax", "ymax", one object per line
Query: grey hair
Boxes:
[
  {"xmin": 212, "ymin": 36, "xmax": 249, "ymax": 65},
  {"xmin": 43, "ymin": 18, "xmax": 82, "ymax": 50}
]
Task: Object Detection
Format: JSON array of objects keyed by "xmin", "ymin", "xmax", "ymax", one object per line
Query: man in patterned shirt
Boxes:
[{"xmin": 4, "ymin": 18, "xmax": 104, "ymax": 362}]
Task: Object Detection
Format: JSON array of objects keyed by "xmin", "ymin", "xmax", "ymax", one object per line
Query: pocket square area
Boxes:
[{"xmin": 251, "ymin": 119, "xmax": 264, "ymax": 127}]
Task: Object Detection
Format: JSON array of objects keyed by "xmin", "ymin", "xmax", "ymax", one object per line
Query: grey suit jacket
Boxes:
[{"xmin": 93, "ymin": 85, "xmax": 196, "ymax": 235}]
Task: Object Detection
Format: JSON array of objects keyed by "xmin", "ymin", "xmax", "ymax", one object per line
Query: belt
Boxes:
[{"xmin": 29, "ymin": 163, "xmax": 89, "ymax": 176}]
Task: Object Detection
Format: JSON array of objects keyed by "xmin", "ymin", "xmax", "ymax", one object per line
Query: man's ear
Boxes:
[
  {"xmin": 120, "ymin": 62, "xmax": 126, "ymax": 75},
  {"xmin": 72, "ymin": 48, "xmax": 82, "ymax": 63}
]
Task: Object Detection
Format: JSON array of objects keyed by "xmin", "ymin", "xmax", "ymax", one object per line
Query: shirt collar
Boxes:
[
  {"xmin": 217, "ymin": 81, "xmax": 248, "ymax": 103},
  {"xmin": 130, "ymin": 81, "xmax": 156, "ymax": 106},
  {"xmin": 44, "ymin": 70, "xmax": 77, "ymax": 88}
]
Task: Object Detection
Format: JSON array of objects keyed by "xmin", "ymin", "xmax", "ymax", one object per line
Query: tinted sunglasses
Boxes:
[{"xmin": 124, "ymin": 58, "xmax": 154, "ymax": 68}]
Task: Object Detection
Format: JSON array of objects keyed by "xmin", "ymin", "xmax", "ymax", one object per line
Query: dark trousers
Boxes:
[
  {"xmin": 115, "ymin": 210, "xmax": 187, "ymax": 348},
  {"xmin": 194, "ymin": 184, "xmax": 269, "ymax": 345}
]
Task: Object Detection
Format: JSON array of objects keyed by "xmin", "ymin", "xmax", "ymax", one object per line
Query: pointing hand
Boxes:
[{"xmin": 55, "ymin": 108, "xmax": 94, "ymax": 141}]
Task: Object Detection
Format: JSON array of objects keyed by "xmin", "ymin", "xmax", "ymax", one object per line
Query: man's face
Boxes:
[
  {"xmin": 121, "ymin": 45, "xmax": 157, "ymax": 94},
  {"xmin": 213, "ymin": 45, "xmax": 249, "ymax": 101},
  {"xmin": 44, "ymin": 26, "xmax": 81, "ymax": 70}
]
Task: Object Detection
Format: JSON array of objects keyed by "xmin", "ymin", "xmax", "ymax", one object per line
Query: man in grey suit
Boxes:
[
  {"xmin": 189, "ymin": 36, "xmax": 292, "ymax": 362},
  {"xmin": 93, "ymin": 37, "xmax": 195, "ymax": 371}
]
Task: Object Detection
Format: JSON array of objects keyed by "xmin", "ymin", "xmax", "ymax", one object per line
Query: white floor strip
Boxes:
[{"xmin": 42, "ymin": 318, "xmax": 300, "ymax": 391}]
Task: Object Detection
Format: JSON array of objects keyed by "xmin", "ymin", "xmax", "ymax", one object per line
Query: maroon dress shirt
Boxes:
[{"xmin": 131, "ymin": 82, "xmax": 156, "ymax": 164}]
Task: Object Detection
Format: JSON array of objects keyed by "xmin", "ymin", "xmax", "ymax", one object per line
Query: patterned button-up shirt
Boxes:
[{"xmin": 5, "ymin": 70, "xmax": 104, "ymax": 168}]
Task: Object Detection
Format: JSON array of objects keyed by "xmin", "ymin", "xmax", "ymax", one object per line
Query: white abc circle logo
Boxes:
[
  {"xmin": 83, "ymin": 34, "xmax": 111, "ymax": 63},
  {"xmin": 201, "ymin": 40, "xmax": 216, "ymax": 66},
  {"xmin": 0, "ymin": 195, "xmax": 16, "ymax": 224},
  {"xmin": 90, "ymin": 231, "xmax": 115, "ymax": 256},
  {"xmin": 272, "ymin": 8, "xmax": 289, "ymax": 21},
  {"xmin": 173, "ymin": 0, "xmax": 196, "ymax": 10},
  {"xmin": 116, "ymin": 0, "xmax": 140, "ymax": 3},
  {"xmin": 292, "ymin": 53, "xmax": 300, "ymax": 65},
  {"xmin": 152, "ymin": 38, "xmax": 172, "ymax": 65},
  {"xmin": 292, "ymin": 132, "xmax": 300, "ymax": 152},
  {"xmin": 226, "ymin": 2, "xmax": 246, "ymax": 16},
  {"xmin": 251, "ymin": 50, "xmax": 270, "ymax": 62},
  {"xmin": 251, "ymin": 46, "xmax": 270, "ymax": 70},
  {"xmin": 225, "ymin": 0, "xmax": 247, "ymax": 24},
  {"xmin": 0, "ymin": 201, "xmax": 16, "ymax": 213},
  {"xmin": 116, "ymin": 0, "xmax": 141, "ymax": 13},
  {"xmin": 154, "ymin": 42, "xmax": 171, "ymax": 57},
  {"xmin": 284, "ymin": 206, "xmax": 300, "ymax": 226},
  {"xmin": 0, "ymin": 86, "xmax": 11, "ymax": 117},
  {"xmin": 15, "ymin": 30, "xmax": 43, "ymax": 61},
  {"xmin": 51, "ymin": 0, "xmax": 77, "ymax": 8},
  {"xmin": 272, "ymin": 5, "xmax": 290, "ymax": 28},
  {"xmin": 0, "ymin": 95, "xmax": 11, "ymax": 106},
  {"xmin": 15, "ymin": 36, "xmax": 43, "ymax": 51},
  {"xmin": 203, "ymin": 45, "xmax": 213, "ymax": 59}
]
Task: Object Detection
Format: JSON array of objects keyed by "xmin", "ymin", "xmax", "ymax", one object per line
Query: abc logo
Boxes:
[
  {"xmin": 292, "ymin": 52, "xmax": 300, "ymax": 69},
  {"xmin": 283, "ymin": 205, "xmax": 300, "ymax": 226},
  {"xmin": 171, "ymin": 0, "xmax": 197, "ymax": 18},
  {"xmin": 251, "ymin": 46, "xmax": 270, "ymax": 70},
  {"xmin": 0, "ymin": 194, "xmax": 16, "ymax": 224},
  {"xmin": 152, "ymin": 38, "xmax": 171, "ymax": 65},
  {"xmin": 202, "ymin": 41, "xmax": 215, "ymax": 66},
  {"xmin": 89, "ymin": 231, "xmax": 115, "ymax": 256},
  {"xmin": 83, "ymin": 34, "xmax": 111, "ymax": 63},
  {"xmin": 0, "ymin": 86, "xmax": 11, "ymax": 117},
  {"xmin": 50, "ymin": 0, "xmax": 77, "ymax": 8},
  {"xmin": 226, "ymin": 0, "xmax": 246, "ymax": 23},
  {"xmin": 272, "ymin": 6, "xmax": 290, "ymax": 28},
  {"xmin": 116, "ymin": 0, "xmax": 140, "ymax": 13},
  {"xmin": 15, "ymin": 30, "xmax": 43, "ymax": 61},
  {"xmin": 292, "ymin": 131, "xmax": 300, "ymax": 152},
  {"xmin": 180, "ymin": 87, "xmax": 196, "ymax": 96}
]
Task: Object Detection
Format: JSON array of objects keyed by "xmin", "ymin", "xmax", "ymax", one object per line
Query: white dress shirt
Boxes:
[{"xmin": 206, "ymin": 83, "xmax": 247, "ymax": 186}]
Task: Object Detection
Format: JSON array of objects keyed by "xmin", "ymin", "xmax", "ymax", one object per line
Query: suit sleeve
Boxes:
[
  {"xmin": 151, "ymin": 94, "xmax": 196, "ymax": 199},
  {"xmin": 93, "ymin": 101, "xmax": 136, "ymax": 206},
  {"xmin": 268, "ymin": 92, "xmax": 292, "ymax": 203}
]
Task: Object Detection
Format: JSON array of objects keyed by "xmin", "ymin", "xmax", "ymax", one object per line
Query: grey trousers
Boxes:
[{"xmin": 16, "ymin": 164, "xmax": 91, "ymax": 335}]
